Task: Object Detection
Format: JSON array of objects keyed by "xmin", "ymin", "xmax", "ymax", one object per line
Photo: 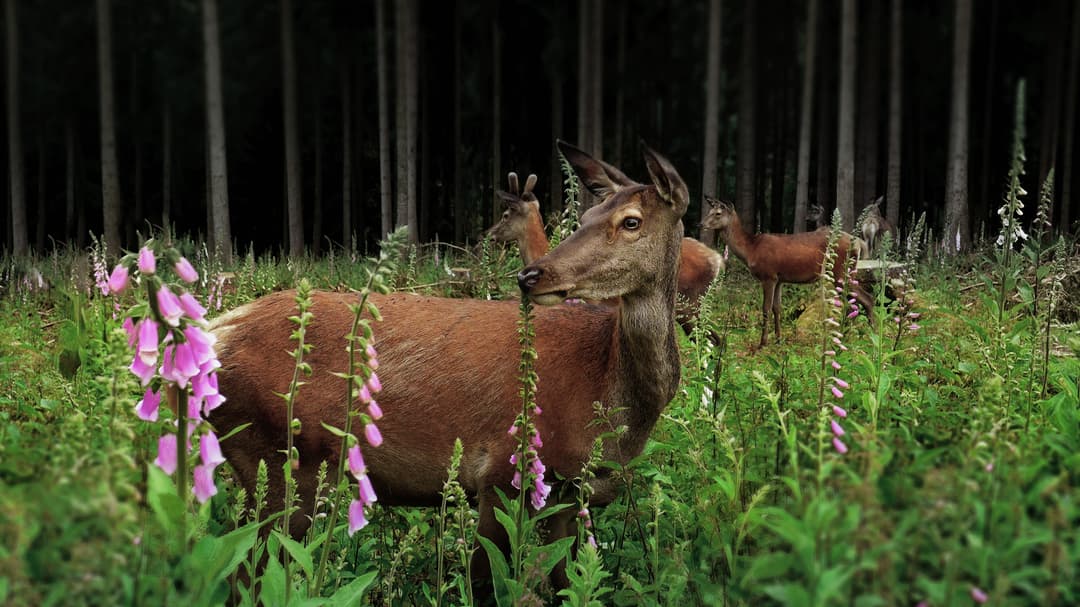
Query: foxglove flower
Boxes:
[
  {"xmin": 107, "ymin": 265, "xmax": 129, "ymax": 293},
  {"xmin": 200, "ymin": 431, "xmax": 226, "ymax": 467},
  {"xmin": 971, "ymin": 587, "xmax": 988, "ymax": 604},
  {"xmin": 136, "ymin": 387, "xmax": 161, "ymax": 421},
  {"xmin": 156, "ymin": 434, "xmax": 178, "ymax": 475},
  {"xmin": 831, "ymin": 420, "xmax": 845, "ymax": 437},
  {"xmin": 174, "ymin": 257, "xmax": 199, "ymax": 283},
  {"xmin": 138, "ymin": 247, "xmax": 156, "ymax": 274},
  {"xmin": 832, "ymin": 437, "xmax": 848, "ymax": 454},
  {"xmin": 156, "ymin": 286, "xmax": 184, "ymax": 327},
  {"xmin": 192, "ymin": 464, "xmax": 217, "ymax": 503},
  {"xmin": 833, "ymin": 405, "xmax": 848, "ymax": 418},
  {"xmin": 137, "ymin": 318, "xmax": 160, "ymax": 366},
  {"xmin": 365, "ymin": 423, "xmax": 383, "ymax": 447},
  {"xmin": 367, "ymin": 372, "xmax": 382, "ymax": 393},
  {"xmin": 183, "ymin": 325, "xmax": 217, "ymax": 366},
  {"xmin": 348, "ymin": 499, "xmax": 368, "ymax": 535},
  {"xmin": 130, "ymin": 356, "xmax": 156, "ymax": 387},
  {"xmin": 179, "ymin": 293, "xmax": 207, "ymax": 324},
  {"xmin": 367, "ymin": 401, "xmax": 383, "ymax": 420}
]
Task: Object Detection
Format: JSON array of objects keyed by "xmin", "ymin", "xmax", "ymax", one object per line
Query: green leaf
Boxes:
[
  {"xmin": 326, "ymin": 571, "xmax": 378, "ymax": 607},
  {"xmin": 536, "ymin": 536, "xmax": 576, "ymax": 576},
  {"xmin": 272, "ymin": 530, "xmax": 314, "ymax": 579}
]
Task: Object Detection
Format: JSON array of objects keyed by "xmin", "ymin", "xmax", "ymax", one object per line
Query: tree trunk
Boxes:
[
  {"xmin": 341, "ymin": 66, "xmax": 352, "ymax": 243},
  {"xmin": 402, "ymin": 0, "xmax": 418, "ymax": 243},
  {"xmin": 816, "ymin": 23, "xmax": 835, "ymax": 225},
  {"xmin": 128, "ymin": 56, "xmax": 141, "ymax": 247},
  {"xmin": 162, "ymin": 104, "xmax": 172, "ymax": 231},
  {"xmin": 36, "ymin": 136, "xmax": 46, "ymax": 251},
  {"xmin": 855, "ymin": 0, "xmax": 881, "ymax": 211},
  {"xmin": 885, "ymin": 0, "xmax": 903, "ymax": 229},
  {"xmin": 1037, "ymin": 2, "xmax": 1065, "ymax": 203},
  {"xmin": 376, "ymin": 0, "xmax": 393, "ymax": 238},
  {"xmin": 945, "ymin": 0, "xmax": 972, "ymax": 250},
  {"xmin": 550, "ymin": 75, "xmax": 564, "ymax": 214},
  {"xmin": 613, "ymin": 2, "xmax": 627, "ymax": 167},
  {"xmin": 203, "ymin": 0, "xmax": 232, "ymax": 261},
  {"xmin": 977, "ymin": 0, "xmax": 999, "ymax": 228},
  {"xmin": 282, "ymin": 0, "xmax": 303, "ymax": 256},
  {"xmin": 835, "ymin": 0, "xmax": 857, "ymax": 229},
  {"xmin": 66, "ymin": 120, "xmax": 76, "ymax": 241},
  {"xmin": 589, "ymin": 0, "xmax": 604, "ymax": 160},
  {"xmin": 492, "ymin": 7, "xmax": 502, "ymax": 227},
  {"xmin": 452, "ymin": 0, "xmax": 464, "ymax": 241},
  {"xmin": 5, "ymin": 0, "xmax": 27, "ymax": 254},
  {"xmin": 794, "ymin": 0, "xmax": 819, "ymax": 233},
  {"xmin": 313, "ymin": 102, "xmax": 323, "ymax": 254},
  {"xmin": 576, "ymin": 1, "xmax": 591, "ymax": 156},
  {"xmin": 97, "ymin": 0, "xmax": 123, "ymax": 250},
  {"xmin": 1061, "ymin": 1, "xmax": 1080, "ymax": 230},
  {"xmin": 700, "ymin": 0, "xmax": 723, "ymax": 243},
  {"xmin": 205, "ymin": 140, "xmax": 214, "ymax": 252},
  {"xmin": 395, "ymin": 0, "xmax": 408, "ymax": 237},
  {"xmin": 735, "ymin": 0, "xmax": 758, "ymax": 228}
]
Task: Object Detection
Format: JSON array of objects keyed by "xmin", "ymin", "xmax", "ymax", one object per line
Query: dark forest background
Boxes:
[{"xmin": 2, "ymin": 0, "xmax": 1078, "ymax": 258}]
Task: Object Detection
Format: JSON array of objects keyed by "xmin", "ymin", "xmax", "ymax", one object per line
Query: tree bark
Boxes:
[
  {"xmin": 835, "ymin": 0, "xmax": 857, "ymax": 230},
  {"xmin": 162, "ymin": 104, "xmax": 172, "ymax": 231},
  {"xmin": 452, "ymin": 0, "xmax": 465, "ymax": 241},
  {"xmin": 885, "ymin": 0, "xmax": 903, "ymax": 229},
  {"xmin": 403, "ymin": 0, "xmax": 419, "ymax": 243},
  {"xmin": 5, "ymin": 0, "xmax": 27, "ymax": 254},
  {"xmin": 977, "ymin": 0, "xmax": 999, "ymax": 228},
  {"xmin": 1061, "ymin": 1, "xmax": 1080, "ymax": 230},
  {"xmin": 341, "ymin": 67, "xmax": 352, "ymax": 243},
  {"xmin": 376, "ymin": 0, "xmax": 393, "ymax": 238},
  {"xmin": 281, "ymin": 0, "xmax": 303, "ymax": 256},
  {"xmin": 576, "ymin": 1, "xmax": 591, "ymax": 156},
  {"xmin": 492, "ymin": 6, "xmax": 502, "ymax": 227},
  {"xmin": 855, "ymin": 0, "xmax": 882, "ymax": 212},
  {"xmin": 550, "ymin": 75, "xmax": 564, "ymax": 214},
  {"xmin": 203, "ymin": 0, "xmax": 232, "ymax": 262},
  {"xmin": 66, "ymin": 120, "xmax": 76, "ymax": 241},
  {"xmin": 815, "ymin": 23, "xmax": 835, "ymax": 226},
  {"xmin": 613, "ymin": 2, "xmax": 627, "ymax": 167},
  {"xmin": 735, "ymin": 0, "xmax": 758, "ymax": 228},
  {"xmin": 589, "ymin": 0, "xmax": 604, "ymax": 160},
  {"xmin": 794, "ymin": 0, "xmax": 819, "ymax": 233},
  {"xmin": 945, "ymin": 0, "xmax": 972, "ymax": 250},
  {"xmin": 313, "ymin": 102, "xmax": 323, "ymax": 254},
  {"xmin": 1037, "ymin": 2, "xmax": 1065, "ymax": 203},
  {"xmin": 36, "ymin": 136, "xmax": 46, "ymax": 251},
  {"xmin": 700, "ymin": 0, "xmax": 723, "ymax": 243},
  {"xmin": 97, "ymin": 0, "xmax": 123, "ymax": 250}
]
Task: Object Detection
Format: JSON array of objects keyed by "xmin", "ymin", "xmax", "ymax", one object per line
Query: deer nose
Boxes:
[{"xmin": 517, "ymin": 267, "xmax": 542, "ymax": 292}]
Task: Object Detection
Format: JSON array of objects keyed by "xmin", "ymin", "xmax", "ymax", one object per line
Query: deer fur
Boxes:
[
  {"xmin": 488, "ymin": 171, "xmax": 724, "ymax": 336},
  {"xmin": 860, "ymin": 198, "xmax": 897, "ymax": 256},
  {"xmin": 211, "ymin": 140, "xmax": 688, "ymax": 588},
  {"xmin": 702, "ymin": 197, "xmax": 873, "ymax": 347}
]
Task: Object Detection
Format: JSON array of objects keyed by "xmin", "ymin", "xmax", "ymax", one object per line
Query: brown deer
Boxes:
[
  {"xmin": 860, "ymin": 198, "xmax": 897, "ymax": 256},
  {"xmin": 210, "ymin": 140, "xmax": 688, "ymax": 587},
  {"xmin": 488, "ymin": 171, "xmax": 724, "ymax": 337},
  {"xmin": 807, "ymin": 203, "xmax": 826, "ymax": 230},
  {"xmin": 702, "ymin": 197, "xmax": 873, "ymax": 347}
]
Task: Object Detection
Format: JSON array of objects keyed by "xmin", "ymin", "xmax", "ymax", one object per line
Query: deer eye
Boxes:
[
  {"xmin": 622, "ymin": 217, "xmax": 642, "ymax": 231},
  {"xmin": 503, "ymin": 211, "xmax": 510, "ymax": 219}
]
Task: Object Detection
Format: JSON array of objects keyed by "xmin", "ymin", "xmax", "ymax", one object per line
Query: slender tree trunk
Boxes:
[
  {"xmin": 66, "ymin": 120, "xmax": 76, "ymax": 241},
  {"xmin": 836, "ymin": 0, "xmax": 857, "ymax": 229},
  {"xmin": 945, "ymin": 0, "xmax": 972, "ymax": 250},
  {"xmin": 576, "ymin": 1, "xmax": 591, "ymax": 155},
  {"xmin": 1037, "ymin": 3, "xmax": 1065, "ymax": 199},
  {"xmin": 419, "ymin": 30, "xmax": 431, "ymax": 241},
  {"xmin": 395, "ymin": 0, "xmax": 408, "ymax": 237},
  {"xmin": 589, "ymin": 0, "xmax": 604, "ymax": 159},
  {"xmin": 162, "ymin": 104, "xmax": 172, "ymax": 230},
  {"xmin": 886, "ymin": 0, "xmax": 903, "ymax": 229},
  {"xmin": 816, "ymin": 25, "xmax": 835, "ymax": 224},
  {"xmin": 1061, "ymin": 1, "xmax": 1080, "ymax": 231},
  {"xmin": 281, "ymin": 0, "xmax": 303, "ymax": 255},
  {"xmin": 5, "ymin": 0, "xmax": 27, "ymax": 254},
  {"xmin": 855, "ymin": 0, "xmax": 882, "ymax": 211},
  {"xmin": 735, "ymin": 0, "xmax": 757, "ymax": 228},
  {"xmin": 341, "ymin": 67, "xmax": 352, "ymax": 243},
  {"xmin": 700, "ymin": 0, "xmax": 723, "ymax": 243},
  {"xmin": 402, "ymin": 0, "xmax": 418, "ymax": 243},
  {"xmin": 36, "ymin": 136, "xmax": 45, "ymax": 251},
  {"xmin": 203, "ymin": 0, "xmax": 232, "ymax": 261},
  {"xmin": 76, "ymin": 130, "xmax": 87, "ymax": 247},
  {"xmin": 613, "ymin": 2, "xmax": 627, "ymax": 167},
  {"xmin": 97, "ymin": 0, "xmax": 123, "ymax": 250},
  {"xmin": 492, "ymin": 7, "xmax": 502, "ymax": 227},
  {"xmin": 313, "ymin": 103, "xmax": 323, "ymax": 254},
  {"xmin": 205, "ymin": 140, "xmax": 214, "ymax": 252},
  {"xmin": 128, "ymin": 56, "xmax": 140, "ymax": 246},
  {"xmin": 376, "ymin": 0, "xmax": 393, "ymax": 237},
  {"xmin": 452, "ymin": 0, "xmax": 464, "ymax": 241},
  {"xmin": 977, "ymin": 0, "xmax": 999, "ymax": 228},
  {"xmin": 794, "ymin": 0, "xmax": 819, "ymax": 233}
]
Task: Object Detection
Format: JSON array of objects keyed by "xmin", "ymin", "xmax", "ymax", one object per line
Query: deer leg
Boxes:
[
  {"xmin": 471, "ymin": 487, "xmax": 509, "ymax": 591},
  {"xmin": 543, "ymin": 506, "xmax": 579, "ymax": 589},
  {"xmin": 760, "ymin": 281, "xmax": 774, "ymax": 347},
  {"xmin": 772, "ymin": 282, "xmax": 783, "ymax": 343}
]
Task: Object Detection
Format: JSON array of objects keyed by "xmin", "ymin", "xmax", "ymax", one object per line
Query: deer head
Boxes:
[
  {"xmin": 519, "ymin": 140, "xmax": 688, "ymax": 306},
  {"xmin": 487, "ymin": 172, "xmax": 540, "ymax": 243},
  {"xmin": 701, "ymin": 196, "xmax": 737, "ymax": 231},
  {"xmin": 807, "ymin": 203, "xmax": 825, "ymax": 227}
]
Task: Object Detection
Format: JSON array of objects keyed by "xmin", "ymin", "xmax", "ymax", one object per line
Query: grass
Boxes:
[{"xmin": 0, "ymin": 227, "xmax": 1078, "ymax": 606}]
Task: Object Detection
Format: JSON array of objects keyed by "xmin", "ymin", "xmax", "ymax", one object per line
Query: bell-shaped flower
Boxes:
[
  {"xmin": 107, "ymin": 265, "xmax": 129, "ymax": 293},
  {"xmin": 357, "ymin": 383, "xmax": 372, "ymax": 404},
  {"xmin": 183, "ymin": 325, "xmax": 217, "ymax": 367},
  {"xmin": 174, "ymin": 257, "xmax": 199, "ymax": 283},
  {"xmin": 365, "ymin": 423, "xmax": 383, "ymax": 447},
  {"xmin": 130, "ymin": 355, "xmax": 156, "ymax": 387},
  {"xmin": 123, "ymin": 317, "xmax": 138, "ymax": 347},
  {"xmin": 192, "ymin": 464, "xmax": 217, "ymax": 503},
  {"xmin": 138, "ymin": 247, "xmax": 156, "ymax": 274},
  {"xmin": 136, "ymin": 387, "xmax": 161, "ymax": 421},
  {"xmin": 347, "ymin": 499, "xmax": 368, "ymax": 536},
  {"xmin": 367, "ymin": 401, "xmax": 383, "ymax": 420},
  {"xmin": 831, "ymin": 420, "xmax": 845, "ymax": 437},
  {"xmin": 832, "ymin": 405, "xmax": 848, "ymax": 418},
  {"xmin": 357, "ymin": 474, "xmax": 378, "ymax": 506},
  {"xmin": 347, "ymin": 445, "xmax": 366, "ymax": 478},
  {"xmin": 831, "ymin": 386, "xmax": 844, "ymax": 399},
  {"xmin": 137, "ymin": 318, "xmax": 160, "ymax": 366},
  {"xmin": 179, "ymin": 292, "xmax": 208, "ymax": 324},
  {"xmin": 367, "ymin": 372, "xmax": 382, "ymax": 393},
  {"xmin": 832, "ymin": 437, "xmax": 848, "ymax": 454},
  {"xmin": 156, "ymin": 286, "xmax": 184, "ymax": 327},
  {"xmin": 200, "ymin": 431, "xmax": 226, "ymax": 468},
  {"xmin": 155, "ymin": 434, "xmax": 178, "ymax": 474}
]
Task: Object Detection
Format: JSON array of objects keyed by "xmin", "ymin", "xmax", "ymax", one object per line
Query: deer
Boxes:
[
  {"xmin": 807, "ymin": 203, "xmax": 827, "ymax": 230},
  {"xmin": 702, "ymin": 197, "xmax": 873, "ymax": 348},
  {"xmin": 209, "ymin": 140, "xmax": 689, "ymax": 589},
  {"xmin": 860, "ymin": 197, "xmax": 897, "ymax": 256},
  {"xmin": 487, "ymin": 169, "xmax": 724, "ymax": 337}
]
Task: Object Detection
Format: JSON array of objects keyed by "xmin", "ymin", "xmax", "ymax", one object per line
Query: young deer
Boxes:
[
  {"xmin": 488, "ymin": 171, "xmax": 724, "ymax": 337},
  {"xmin": 210, "ymin": 140, "xmax": 688, "ymax": 587},
  {"xmin": 807, "ymin": 203, "xmax": 827, "ymax": 230},
  {"xmin": 860, "ymin": 198, "xmax": 897, "ymax": 256},
  {"xmin": 702, "ymin": 197, "xmax": 873, "ymax": 347}
]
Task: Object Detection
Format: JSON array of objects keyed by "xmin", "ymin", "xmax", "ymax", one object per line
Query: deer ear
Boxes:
[
  {"xmin": 524, "ymin": 174, "xmax": 538, "ymax": 194},
  {"xmin": 705, "ymin": 196, "xmax": 720, "ymax": 208},
  {"xmin": 641, "ymin": 142, "xmax": 689, "ymax": 216},
  {"xmin": 507, "ymin": 172, "xmax": 520, "ymax": 196},
  {"xmin": 496, "ymin": 190, "xmax": 518, "ymax": 207},
  {"xmin": 557, "ymin": 139, "xmax": 635, "ymax": 198}
]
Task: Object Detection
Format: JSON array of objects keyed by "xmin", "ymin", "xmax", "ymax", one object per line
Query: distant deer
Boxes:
[
  {"xmin": 860, "ymin": 198, "xmax": 897, "ymax": 256},
  {"xmin": 488, "ymin": 171, "xmax": 724, "ymax": 336},
  {"xmin": 702, "ymin": 197, "xmax": 873, "ymax": 347},
  {"xmin": 211, "ymin": 140, "xmax": 689, "ymax": 588},
  {"xmin": 807, "ymin": 203, "xmax": 827, "ymax": 230}
]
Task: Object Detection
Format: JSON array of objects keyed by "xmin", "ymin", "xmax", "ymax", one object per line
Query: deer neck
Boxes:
[
  {"xmin": 607, "ymin": 225, "xmax": 682, "ymax": 454},
  {"xmin": 719, "ymin": 215, "xmax": 757, "ymax": 265},
  {"xmin": 519, "ymin": 214, "xmax": 550, "ymax": 265}
]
